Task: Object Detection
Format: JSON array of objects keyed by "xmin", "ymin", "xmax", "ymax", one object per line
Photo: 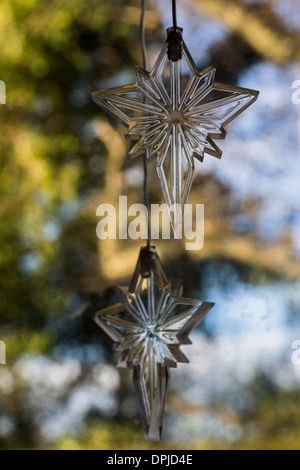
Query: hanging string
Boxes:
[
  {"xmin": 140, "ymin": 0, "xmax": 151, "ymax": 248},
  {"xmin": 172, "ymin": 0, "xmax": 177, "ymax": 29},
  {"xmin": 140, "ymin": 0, "xmax": 148, "ymax": 70},
  {"xmin": 168, "ymin": 0, "xmax": 181, "ymax": 61}
]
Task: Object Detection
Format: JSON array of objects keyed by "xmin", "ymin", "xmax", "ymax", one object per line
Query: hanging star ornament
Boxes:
[
  {"xmin": 94, "ymin": 246, "xmax": 214, "ymax": 441},
  {"xmin": 92, "ymin": 27, "xmax": 259, "ymax": 229}
]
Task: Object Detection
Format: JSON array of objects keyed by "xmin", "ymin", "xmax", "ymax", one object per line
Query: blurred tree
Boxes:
[{"xmin": 0, "ymin": 0, "xmax": 299, "ymax": 450}]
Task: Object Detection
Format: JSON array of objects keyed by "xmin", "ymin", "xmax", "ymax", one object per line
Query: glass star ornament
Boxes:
[
  {"xmin": 92, "ymin": 27, "xmax": 259, "ymax": 230},
  {"xmin": 94, "ymin": 246, "xmax": 214, "ymax": 441}
]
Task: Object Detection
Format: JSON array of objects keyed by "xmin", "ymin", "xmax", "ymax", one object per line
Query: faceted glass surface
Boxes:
[
  {"xmin": 94, "ymin": 246, "xmax": 214, "ymax": 441},
  {"xmin": 92, "ymin": 31, "xmax": 258, "ymax": 229}
]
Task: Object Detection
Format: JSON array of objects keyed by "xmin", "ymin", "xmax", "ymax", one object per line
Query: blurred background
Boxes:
[{"xmin": 0, "ymin": 0, "xmax": 300, "ymax": 450}]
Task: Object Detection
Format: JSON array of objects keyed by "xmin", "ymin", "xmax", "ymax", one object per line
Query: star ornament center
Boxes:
[
  {"xmin": 166, "ymin": 108, "xmax": 186, "ymax": 125},
  {"xmin": 95, "ymin": 269, "xmax": 213, "ymax": 373}
]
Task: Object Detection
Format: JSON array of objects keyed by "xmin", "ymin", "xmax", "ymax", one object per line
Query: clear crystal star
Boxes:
[
  {"xmin": 92, "ymin": 28, "xmax": 259, "ymax": 229},
  {"xmin": 94, "ymin": 246, "xmax": 214, "ymax": 441}
]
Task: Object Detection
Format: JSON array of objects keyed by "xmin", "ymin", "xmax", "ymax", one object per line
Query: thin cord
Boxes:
[
  {"xmin": 140, "ymin": 0, "xmax": 151, "ymax": 248},
  {"xmin": 143, "ymin": 156, "xmax": 150, "ymax": 248},
  {"xmin": 172, "ymin": 0, "xmax": 177, "ymax": 28},
  {"xmin": 140, "ymin": 0, "xmax": 148, "ymax": 70}
]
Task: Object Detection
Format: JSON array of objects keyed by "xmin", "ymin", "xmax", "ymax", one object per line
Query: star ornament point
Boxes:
[
  {"xmin": 94, "ymin": 246, "xmax": 214, "ymax": 441},
  {"xmin": 92, "ymin": 31, "xmax": 258, "ymax": 228}
]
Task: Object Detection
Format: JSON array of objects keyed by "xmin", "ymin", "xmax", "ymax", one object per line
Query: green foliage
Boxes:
[{"xmin": 0, "ymin": 0, "xmax": 148, "ymax": 330}]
